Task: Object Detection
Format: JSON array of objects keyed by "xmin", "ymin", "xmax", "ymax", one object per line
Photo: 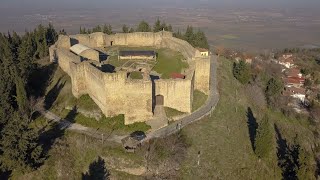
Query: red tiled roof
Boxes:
[
  {"xmin": 171, "ymin": 73, "xmax": 185, "ymax": 79},
  {"xmin": 286, "ymin": 68, "xmax": 301, "ymax": 77},
  {"xmin": 284, "ymin": 77, "xmax": 305, "ymax": 84}
]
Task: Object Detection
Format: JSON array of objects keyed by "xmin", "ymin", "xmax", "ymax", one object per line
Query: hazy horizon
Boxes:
[
  {"xmin": 1, "ymin": 0, "xmax": 320, "ymax": 9},
  {"xmin": 1, "ymin": 0, "xmax": 320, "ymax": 51}
]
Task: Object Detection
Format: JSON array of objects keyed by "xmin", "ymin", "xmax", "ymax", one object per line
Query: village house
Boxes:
[
  {"xmin": 284, "ymin": 86, "xmax": 306, "ymax": 102},
  {"xmin": 285, "ymin": 68, "xmax": 303, "ymax": 78},
  {"xmin": 277, "ymin": 55, "xmax": 295, "ymax": 69},
  {"xmin": 283, "ymin": 77, "xmax": 305, "ymax": 88},
  {"xmin": 197, "ymin": 48, "xmax": 209, "ymax": 57}
]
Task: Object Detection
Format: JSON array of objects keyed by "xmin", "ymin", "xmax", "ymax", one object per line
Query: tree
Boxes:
[
  {"xmin": 17, "ymin": 32, "xmax": 35, "ymax": 79},
  {"xmin": 265, "ymin": 77, "xmax": 284, "ymax": 106},
  {"xmin": 184, "ymin": 26, "xmax": 195, "ymax": 45},
  {"xmin": 254, "ymin": 115, "xmax": 273, "ymax": 159},
  {"xmin": 153, "ymin": 18, "xmax": 162, "ymax": 32},
  {"xmin": 167, "ymin": 24, "xmax": 173, "ymax": 32},
  {"xmin": 136, "ymin": 20, "xmax": 151, "ymax": 32},
  {"xmin": 82, "ymin": 156, "xmax": 110, "ymax": 180},
  {"xmin": 0, "ymin": 112, "xmax": 44, "ymax": 173},
  {"xmin": 194, "ymin": 30, "xmax": 209, "ymax": 49},
  {"xmin": 233, "ymin": 60, "xmax": 251, "ymax": 84},
  {"xmin": 80, "ymin": 26, "xmax": 87, "ymax": 34},
  {"xmin": 122, "ymin": 24, "xmax": 129, "ymax": 33},
  {"xmin": 92, "ymin": 25, "xmax": 102, "ymax": 33},
  {"xmin": 0, "ymin": 33, "xmax": 15, "ymax": 126},
  {"xmin": 102, "ymin": 24, "xmax": 112, "ymax": 35},
  {"xmin": 129, "ymin": 27, "xmax": 135, "ymax": 33}
]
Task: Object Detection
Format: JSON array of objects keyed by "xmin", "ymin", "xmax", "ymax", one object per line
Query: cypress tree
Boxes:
[{"xmin": 254, "ymin": 115, "xmax": 273, "ymax": 159}]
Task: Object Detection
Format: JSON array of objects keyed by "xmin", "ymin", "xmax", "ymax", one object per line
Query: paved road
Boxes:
[
  {"xmin": 41, "ymin": 55, "xmax": 219, "ymax": 144},
  {"xmin": 144, "ymin": 55, "xmax": 219, "ymax": 141}
]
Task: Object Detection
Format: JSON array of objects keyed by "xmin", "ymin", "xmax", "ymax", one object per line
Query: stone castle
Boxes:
[{"xmin": 49, "ymin": 31, "xmax": 211, "ymax": 125}]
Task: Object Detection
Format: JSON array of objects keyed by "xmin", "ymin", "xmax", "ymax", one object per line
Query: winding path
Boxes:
[{"xmin": 41, "ymin": 55, "xmax": 219, "ymax": 143}]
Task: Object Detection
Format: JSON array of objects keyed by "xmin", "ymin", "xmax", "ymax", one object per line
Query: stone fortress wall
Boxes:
[{"xmin": 50, "ymin": 31, "xmax": 211, "ymax": 124}]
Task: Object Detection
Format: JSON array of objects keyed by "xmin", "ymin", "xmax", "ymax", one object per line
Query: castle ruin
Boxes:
[{"xmin": 49, "ymin": 31, "xmax": 211, "ymax": 125}]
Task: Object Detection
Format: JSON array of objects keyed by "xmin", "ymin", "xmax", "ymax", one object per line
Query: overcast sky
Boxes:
[{"xmin": 2, "ymin": 0, "xmax": 320, "ymax": 9}]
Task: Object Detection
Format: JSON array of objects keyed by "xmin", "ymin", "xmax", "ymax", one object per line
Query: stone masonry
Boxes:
[{"xmin": 49, "ymin": 31, "xmax": 211, "ymax": 124}]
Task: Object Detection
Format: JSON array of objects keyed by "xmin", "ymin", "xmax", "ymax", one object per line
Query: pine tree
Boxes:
[
  {"xmin": 167, "ymin": 24, "xmax": 173, "ymax": 32},
  {"xmin": 184, "ymin": 26, "xmax": 195, "ymax": 46},
  {"xmin": 153, "ymin": 18, "xmax": 162, "ymax": 32},
  {"xmin": 137, "ymin": 21, "xmax": 151, "ymax": 32},
  {"xmin": 93, "ymin": 25, "xmax": 102, "ymax": 33},
  {"xmin": 17, "ymin": 32, "xmax": 35, "ymax": 79},
  {"xmin": 103, "ymin": 24, "xmax": 112, "ymax": 35},
  {"xmin": 122, "ymin": 24, "xmax": 129, "ymax": 33},
  {"xmin": 194, "ymin": 30, "xmax": 209, "ymax": 49},
  {"xmin": 0, "ymin": 112, "xmax": 44, "ymax": 173},
  {"xmin": 233, "ymin": 60, "xmax": 251, "ymax": 84},
  {"xmin": 129, "ymin": 27, "xmax": 135, "ymax": 33},
  {"xmin": 0, "ymin": 33, "xmax": 15, "ymax": 126},
  {"xmin": 14, "ymin": 76, "xmax": 28, "ymax": 114},
  {"xmin": 46, "ymin": 23, "xmax": 58, "ymax": 47}
]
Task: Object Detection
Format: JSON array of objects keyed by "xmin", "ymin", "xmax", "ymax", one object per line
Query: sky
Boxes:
[{"xmin": 1, "ymin": 0, "xmax": 320, "ymax": 9}]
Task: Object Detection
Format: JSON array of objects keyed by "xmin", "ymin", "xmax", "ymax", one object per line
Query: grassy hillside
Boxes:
[{"xmin": 179, "ymin": 58, "xmax": 317, "ymax": 179}]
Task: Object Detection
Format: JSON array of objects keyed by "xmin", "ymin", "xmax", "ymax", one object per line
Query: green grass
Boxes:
[
  {"xmin": 192, "ymin": 90, "xmax": 208, "ymax": 112},
  {"xmin": 152, "ymin": 48, "xmax": 188, "ymax": 79},
  {"xmin": 130, "ymin": 71, "xmax": 143, "ymax": 79},
  {"xmin": 180, "ymin": 58, "xmax": 282, "ymax": 179},
  {"xmin": 56, "ymin": 109, "xmax": 150, "ymax": 135},
  {"xmin": 15, "ymin": 131, "xmax": 145, "ymax": 179},
  {"xmin": 164, "ymin": 107, "xmax": 185, "ymax": 119}
]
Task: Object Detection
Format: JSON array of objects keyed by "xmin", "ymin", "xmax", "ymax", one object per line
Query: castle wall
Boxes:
[
  {"xmin": 155, "ymin": 79, "xmax": 193, "ymax": 113},
  {"xmin": 55, "ymin": 49, "xmax": 81, "ymax": 75},
  {"xmin": 194, "ymin": 58, "xmax": 211, "ymax": 94},
  {"xmin": 49, "ymin": 31, "xmax": 211, "ymax": 124}
]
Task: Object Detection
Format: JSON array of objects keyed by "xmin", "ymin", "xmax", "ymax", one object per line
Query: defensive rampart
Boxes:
[{"xmin": 50, "ymin": 31, "xmax": 211, "ymax": 124}]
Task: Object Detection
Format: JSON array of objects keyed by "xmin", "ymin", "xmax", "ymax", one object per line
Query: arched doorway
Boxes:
[{"xmin": 155, "ymin": 95, "xmax": 164, "ymax": 106}]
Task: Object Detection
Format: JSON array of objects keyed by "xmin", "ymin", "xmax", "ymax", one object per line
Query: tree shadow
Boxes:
[
  {"xmin": 82, "ymin": 156, "xmax": 110, "ymax": 180},
  {"xmin": 275, "ymin": 125, "xmax": 300, "ymax": 180},
  {"xmin": 28, "ymin": 63, "xmax": 57, "ymax": 98},
  {"xmin": 39, "ymin": 106, "xmax": 78, "ymax": 161},
  {"xmin": 44, "ymin": 78, "xmax": 65, "ymax": 110},
  {"xmin": 246, "ymin": 107, "xmax": 258, "ymax": 151},
  {"xmin": 0, "ymin": 170, "xmax": 12, "ymax": 180}
]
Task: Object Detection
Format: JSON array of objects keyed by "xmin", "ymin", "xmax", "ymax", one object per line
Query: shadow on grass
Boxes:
[
  {"xmin": 246, "ymin": 107, "xmax": 258, "ymax": 152},
  {"xmin": 39, "ymin": 106, "xmax": 78, "ymax": 160},
  {"xmin": 275, "ymin": 125, "xmax": 300, "ymax": 180},
  {"xmin": 28, "ymin": 63, "xmax": 57, "ymax": 98},
  {"xmin": 45, "ymin": 78, "xmax": 65, "ymax": 110},
  {"xmin": 82, "ymin": 156, "xmax": 110, "ymax": 180}
]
